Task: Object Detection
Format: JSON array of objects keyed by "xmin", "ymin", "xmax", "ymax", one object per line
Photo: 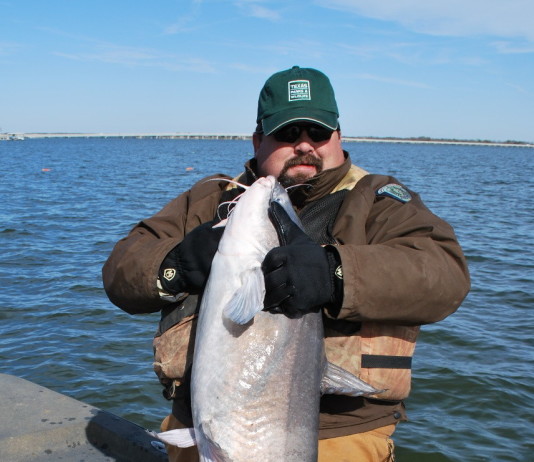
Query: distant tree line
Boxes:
[{"xmin": 350, "ymin": 136, "xmax": 531, "ymax": 145}]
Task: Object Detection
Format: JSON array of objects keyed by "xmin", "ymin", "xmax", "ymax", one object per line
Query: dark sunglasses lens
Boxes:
[
  {"xmin": 274, "ymin": 125, "xmax": 300, "ymax": 143},
  {"xmin": 308, "ymin": 126, "xmax": 333, "ymax": 142},
  {"xmin": 273, "ymin": 124, "xmax": 333, "ymax": 143}
]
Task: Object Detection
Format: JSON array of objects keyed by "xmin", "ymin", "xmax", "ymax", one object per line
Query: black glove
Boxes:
[
  {"xmin": 262, "ymin": 202, "xmax": 343, "ymax": 317},
  {"xmin": 159, "ymin": 220, "xmax": 224, "ymax": 294}
]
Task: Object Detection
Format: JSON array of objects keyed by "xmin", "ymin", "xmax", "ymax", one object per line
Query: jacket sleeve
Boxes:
[
  {"xmin": 333, "ymin": 175, "xmax": 470, "ymax": 325},
  {"xmin": 102, "ymin": 174, "xmax": 230, "ymax": 314}
]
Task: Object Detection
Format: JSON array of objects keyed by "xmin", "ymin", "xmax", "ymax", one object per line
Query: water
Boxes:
[{"xmin": 0, "ymin": 138, "xmax": 532, "ymax": 461}]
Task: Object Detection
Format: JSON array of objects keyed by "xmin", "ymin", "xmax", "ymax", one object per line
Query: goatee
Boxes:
[{"xmin": 277, "ymin": 155, "xmax": 323, "ymax": 188}]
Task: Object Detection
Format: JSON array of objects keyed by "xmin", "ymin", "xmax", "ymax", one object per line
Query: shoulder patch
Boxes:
[{"xmin": 376, "ymin": 184, "xmax": 412, "ymax": 203}]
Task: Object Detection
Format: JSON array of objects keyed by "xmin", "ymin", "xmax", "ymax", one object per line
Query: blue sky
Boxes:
[{"xmin": 1, "ymin": 0, "xmax": 533, "ymax": 142}]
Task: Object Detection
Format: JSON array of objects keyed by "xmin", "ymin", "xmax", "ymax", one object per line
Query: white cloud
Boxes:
[
  {"xmin": 338, "ymin": 41, "xmax": 452, "ymax": 65},
  {"xmin": 354, "ymin": 73, "xmax": 432, "ymax": 89},
  {"xmin": 53, "ymin": 44, "xmax": 216, "ymax": 73},
  {"xmin": 492, "ymin": 41, "xmax": 534, "ymax": 54},
  {"xmin": 264, "ymin": 39, "xmax": 327, "ymax": 58},
  {"xmin": 234, "ymin": 1, "xmax": 281, "ymax": 21},
  {"xmin": 218, "ymin": 36, "xmax": 327, "ymax": 59},
  {"xmin": 316, "ymin": 0, "xmax": 534, "ymax": 43},
  {"xmin": 229, "ymin": 63, "xmax": 279, "ymax": 74},
  {"xmin": 0, "ymin": 41, "xmax": 22, "ymax": 55},
  {"xmin": 164, "ymin": 0, "xmax": 204, "ymax": 34},
  {"xmin": 506, "ymin": 82, "xmax": 531, "ymax": 95},
  {"xmin": 246, "ymin": 4, "xmax": 281, "ymax": 21}
]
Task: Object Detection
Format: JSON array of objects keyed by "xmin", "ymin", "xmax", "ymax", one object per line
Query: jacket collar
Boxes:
[{"xmin": 243, "ymin": 151, "xmax": 352, "ymax": 209}]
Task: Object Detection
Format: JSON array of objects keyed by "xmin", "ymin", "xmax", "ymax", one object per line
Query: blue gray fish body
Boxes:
[{"xmin": 158, "ymin": 176, "xmax": 379, "ymax": 461}]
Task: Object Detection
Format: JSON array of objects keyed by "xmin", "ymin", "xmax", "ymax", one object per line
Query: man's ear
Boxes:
[{"xmin": 252, "ymin": 131, "xmax": 263, "ymax": 153}]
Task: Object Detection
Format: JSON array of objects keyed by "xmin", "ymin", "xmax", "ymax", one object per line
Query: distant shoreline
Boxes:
[{"xmin": 1, "ymin": 132, "xmax": 533, "ymax": 148}]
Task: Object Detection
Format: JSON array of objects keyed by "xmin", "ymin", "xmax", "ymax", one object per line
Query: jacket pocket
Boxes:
[
  {"xmin": 324, "ymin": 322, "xmax": 419, "ymax": 401},
  {"xmin": 153, "ymin": 314, "xmax": 197, "ymax": 389}
]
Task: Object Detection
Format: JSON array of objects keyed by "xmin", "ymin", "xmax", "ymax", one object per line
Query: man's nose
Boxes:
[{"xmin": 294, "ymin": 131, "xmax": 315, "ymax": 154}]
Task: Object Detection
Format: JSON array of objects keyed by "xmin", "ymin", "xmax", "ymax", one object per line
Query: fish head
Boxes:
[
  {"xmin": 268, "ymin": 177, "xmax": 301, "ymax": 228},
  {"xmin": 218, "ymin": 176, "xmax": 302, "ymax": 255},
  {"xmin": 218, "ymin": 176, "xmax": 280, "ymax": 254}
]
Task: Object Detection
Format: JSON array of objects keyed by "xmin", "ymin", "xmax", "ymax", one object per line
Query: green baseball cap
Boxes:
[{"xmin": 257, "ymin": 66, "xmax": 339, "ymax": 135}]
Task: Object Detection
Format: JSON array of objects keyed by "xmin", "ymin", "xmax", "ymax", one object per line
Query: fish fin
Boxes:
[
  {"xmin": 198, "ymin": 440, "xmax": 228, "ymax": 462},
  {"xmin": 223, "ymin": 266, "xmax": 265, "ymax": 325},
  {"xmin": 157, "ymin": 428, "xmax": 196, "ymax": 447},
  {"xmin": 196, "ymin": 423, "xmax": 230, "ymax": 462},
  {"xmin": 321, "ymin": 361, "xmax": 385, "ymax": 397}
]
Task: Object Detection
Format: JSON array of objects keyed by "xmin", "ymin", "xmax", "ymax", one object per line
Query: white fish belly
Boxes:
[
  {"xmin": 190, "ymin": 176, "xmax": 324, "ymax": 461},
  {"xmin": 192, "ymin": 256, "xmax": 324, "ymax": 461}
]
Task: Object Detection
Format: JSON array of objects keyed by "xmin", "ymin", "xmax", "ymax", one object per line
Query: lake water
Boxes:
[{"xmin": 0, "ymin": 138, "xmax": 532, "ymax": 461}]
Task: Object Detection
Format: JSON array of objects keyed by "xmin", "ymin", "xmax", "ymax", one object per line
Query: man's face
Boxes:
[{"xmin": 253, "ymin": 124, "xmax": 345, "ymax": 187}]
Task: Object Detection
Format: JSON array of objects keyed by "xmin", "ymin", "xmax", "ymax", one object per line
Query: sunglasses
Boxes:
[{"xmin": 272, "ymin": 124, "xmax": 334, "ymax": 143}]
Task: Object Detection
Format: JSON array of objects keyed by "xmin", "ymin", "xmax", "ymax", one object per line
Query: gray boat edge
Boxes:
[{"xmin": 0, "ymin": 373, "xmax": 168, "ymax": 462}]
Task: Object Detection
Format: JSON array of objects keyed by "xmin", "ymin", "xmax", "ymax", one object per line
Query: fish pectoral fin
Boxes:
[
  {"xmin": 223, "ymin": 265, "xmax": 265, "ymax": 325},
  {"xmin": 157, "ymin": 427, "xmax": 196, "ymax": 448},
  {"xmin": 321, "ymin": 361, "xmax": 385, "ymax": 397},
  {"xmin": 197, "ymin": 425, "xmax": 229, "ymax": 462}
]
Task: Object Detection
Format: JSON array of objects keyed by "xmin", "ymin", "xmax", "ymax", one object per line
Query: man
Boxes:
[{"xmin": 103, "ymin": 66, "xmax": 470, "ymax": 461}]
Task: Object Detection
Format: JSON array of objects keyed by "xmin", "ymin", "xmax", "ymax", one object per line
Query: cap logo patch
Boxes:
[{"xmin": 288, "ymin": 80, "xmax": 311, "ymax": 102}]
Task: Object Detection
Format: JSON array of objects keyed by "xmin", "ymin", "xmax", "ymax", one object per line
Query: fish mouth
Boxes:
[
  {"xmin": 268, "ymin": 177, "xmax": 291, "ymax": 209},
  {"xmin": 262, "ymin": 175, "xmax": 277, "ymax": 186}
]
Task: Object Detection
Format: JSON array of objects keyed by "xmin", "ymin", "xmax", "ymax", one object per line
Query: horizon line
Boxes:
[{"xmin": 1, "ymin": 132, "xmax": 533, "ymax": 147}]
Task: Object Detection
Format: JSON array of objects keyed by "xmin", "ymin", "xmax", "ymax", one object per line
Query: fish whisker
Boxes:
[
  {"xmin": 204, "ymin": 178, "xmax": 250, "ymax": 190},
  {"xmin": 217, "ymin": 191, "xmax": 246, "ymax": 220},
  {"xmin": 285, "ymin": 183, "xmax": 312, "ymax": 192}
]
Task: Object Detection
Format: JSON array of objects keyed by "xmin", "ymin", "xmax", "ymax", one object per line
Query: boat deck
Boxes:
[{"xmin": 0, "ymin": 374, "xmax": 168, "ymax": 461}]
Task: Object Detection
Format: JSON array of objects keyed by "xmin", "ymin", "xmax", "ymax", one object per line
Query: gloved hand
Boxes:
[
  {"xmin": 262, "ymin": 202, "xmax": 343, "ymax": 317},
  {"xmin": 159, "ymin": 220, "xmax": 224, "ymax": 294}
]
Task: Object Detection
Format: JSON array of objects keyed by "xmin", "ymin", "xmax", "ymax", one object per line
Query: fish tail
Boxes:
[{"xmin": 157, "ymin": 427, "xmax": 196, "ymax": 448}]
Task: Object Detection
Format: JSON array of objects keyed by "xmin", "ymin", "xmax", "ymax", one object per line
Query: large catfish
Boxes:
[{"xmin": 158, "ymin": 176, "xmax": 380, "ymax": 461}]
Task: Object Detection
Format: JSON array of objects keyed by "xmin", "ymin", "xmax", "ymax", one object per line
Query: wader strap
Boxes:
[
  {"xmin": 361, "ymin": 354, "xmax": 412, "ymax": 369},
  {"xmin": 157, "ymin": 295, "xmax": 200, "ymax": 337}
]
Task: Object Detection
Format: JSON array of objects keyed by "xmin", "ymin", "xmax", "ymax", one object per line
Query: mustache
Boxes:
[
  {"xmin": 277, "ymin": 155, "xmax": 323, "ymax": 188},
  {"xmin": 281, "ymin": 154, "xmax": 323, "ymax": 172}
]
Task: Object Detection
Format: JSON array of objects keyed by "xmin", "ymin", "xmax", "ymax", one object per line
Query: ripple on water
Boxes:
[{"xmin": 1, "ymin": 139, "xmax": 533, "ymax": 459}]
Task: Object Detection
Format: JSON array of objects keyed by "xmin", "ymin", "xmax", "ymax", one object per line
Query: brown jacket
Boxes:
[{"xmin": 102, "ymin": 153, "xmax": 470, "ymax": 438}]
